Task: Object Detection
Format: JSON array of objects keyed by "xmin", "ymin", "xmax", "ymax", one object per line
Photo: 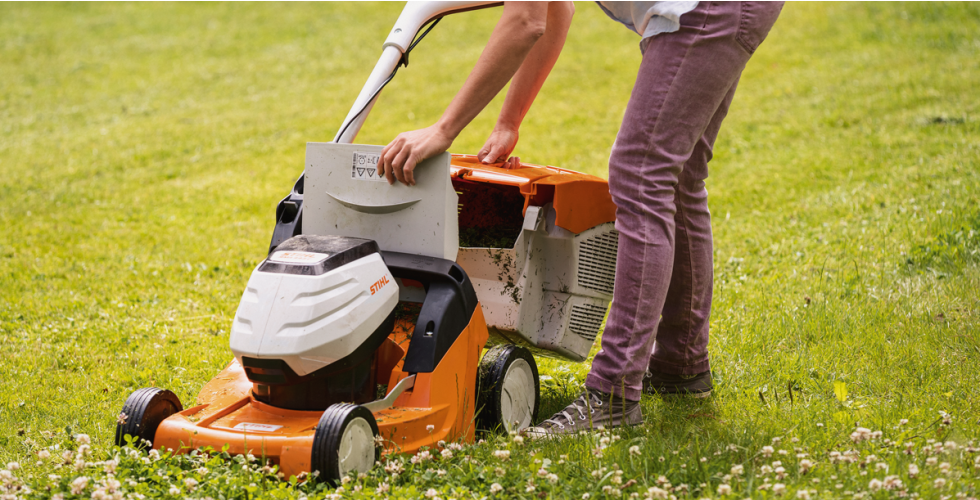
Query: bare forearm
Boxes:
[
  {"xmin": 496, "ymin": 1, "xmax": 573, "ymax": 132},
  {"xmin": 434, "ymin": 2, "xmax": 550, "ymax": 140}
]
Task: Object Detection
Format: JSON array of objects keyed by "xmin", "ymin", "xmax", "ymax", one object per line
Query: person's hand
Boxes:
[
  {"xmin": 478, "ymin": 128, "xmax": 519, "ymax": 165},
  {"xmin": 379, "ymin": 125, "xmax": 454, "ymax": 186}
]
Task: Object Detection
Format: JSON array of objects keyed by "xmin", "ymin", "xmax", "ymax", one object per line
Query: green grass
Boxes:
[{"xmin": 2, "ymin": 2, "xmax": 979, "ymax": 499}]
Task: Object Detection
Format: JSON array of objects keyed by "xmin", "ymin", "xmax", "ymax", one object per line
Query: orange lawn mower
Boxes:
[{"xmin": 114, "ymin": 1, "xmax": 619, "ymax": 483}]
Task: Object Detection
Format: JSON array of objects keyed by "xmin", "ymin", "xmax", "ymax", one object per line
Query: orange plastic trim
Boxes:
[{"xmin": 450, "ymin": 155, "xmax": 616, "ymax": 234}]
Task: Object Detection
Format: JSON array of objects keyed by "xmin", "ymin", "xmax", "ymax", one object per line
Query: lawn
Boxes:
[{"xmin": 1, "ymin": 2, "xmax": 979, "ymax": 499}]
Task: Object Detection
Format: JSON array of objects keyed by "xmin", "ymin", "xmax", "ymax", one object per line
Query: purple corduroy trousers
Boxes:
[{"xmin": 586, "ymin": 1, "xmax": 783, "ymax": 401}]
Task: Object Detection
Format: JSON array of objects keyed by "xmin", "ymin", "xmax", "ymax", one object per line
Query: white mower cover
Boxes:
[{"xmin": 229, "ymin": 252, "xmax": 398, "ymax": 377}]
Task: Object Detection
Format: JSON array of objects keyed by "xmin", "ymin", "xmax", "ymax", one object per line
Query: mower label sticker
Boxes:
[
  {"xmin": 351, "ymin": 152, "xmax": 386, "ymax": 182},
  {"xmin": 232, "ymin": 423, "xmax": 283, "ymax": 433},
  {"xmin": 269, "ymin": 251, "xmax": 330, "ymax": 265},
  {"xmin": 370, "ymin": 274, "xmax": 391, "ymax": 295}
]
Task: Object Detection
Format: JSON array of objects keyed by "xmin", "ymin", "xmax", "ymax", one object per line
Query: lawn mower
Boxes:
[{"xmin": 114, "ymin": 1, "xmax": 619, "ymax": 482}]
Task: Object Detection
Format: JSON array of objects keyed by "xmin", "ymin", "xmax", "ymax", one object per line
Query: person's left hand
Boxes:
[
  {"xmin": 379, "ymin": 125, "xmax": 454, "ymax": 186},
  {"xmin": 478, "ymin": 127, "xmax": 519, "ymax": 165}
]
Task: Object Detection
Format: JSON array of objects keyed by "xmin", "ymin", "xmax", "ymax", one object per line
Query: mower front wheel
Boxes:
[
  {"xmin": 476, "ymin": 344, "xmax": 539, "ymax": 433},
  {"xmin": 311, "ymin": 403, "xmax": 379, "ymax": 483},
  {"xmin": 114, "ymin": 388, "xmax": 183, "ymax": 448}
]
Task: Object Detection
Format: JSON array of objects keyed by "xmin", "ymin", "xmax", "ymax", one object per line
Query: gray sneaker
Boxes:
[
  {"xmin": 524, "ymin": 388, "xmax": 643, "ymax": 439},
  {"xmin": 643, "ymin": 369, "xmax": 712, "ymax": 398}
]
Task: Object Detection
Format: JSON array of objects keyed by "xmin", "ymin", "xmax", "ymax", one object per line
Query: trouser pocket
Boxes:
[{"xmin": 735, "ymin": 1, "xmax": 785, "ymax": 54}]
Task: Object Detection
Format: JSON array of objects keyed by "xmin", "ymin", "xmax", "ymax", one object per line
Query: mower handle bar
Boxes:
[{"xmin": 333, "ymin": 1, "xmax": 502, "ymax": 144}]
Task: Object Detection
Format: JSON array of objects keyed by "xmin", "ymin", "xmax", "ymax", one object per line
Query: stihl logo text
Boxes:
[{"xmin": 370, "ymin": 275, "xmax": 390, "ymax": 295}]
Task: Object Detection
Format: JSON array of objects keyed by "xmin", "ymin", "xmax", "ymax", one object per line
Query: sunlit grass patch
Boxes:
[{"xmin": 2, "ymin": 1, "xmax": 980, "ymax": 499}]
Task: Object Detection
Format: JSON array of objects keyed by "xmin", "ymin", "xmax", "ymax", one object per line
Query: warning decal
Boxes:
[
  {"xmin": 232, "ymin": 422, "xmax": 283, "ymax": 433},
  {"xmin": 352, "ymin": 152, "xmax": 387, "ymax": 182},
  {"xmin": 269, "ymin": 251, "xmax": 330, "ymax": 264}
]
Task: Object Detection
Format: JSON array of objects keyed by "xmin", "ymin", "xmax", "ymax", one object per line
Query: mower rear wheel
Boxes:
[
  {"xmin": 311, "ymin": 403, "xmax": 379, "ymax": 483},
  {"xmin": 477, "ymin": 344, "xmax": 539, "ymax": 433},
  {"xmin": 114, "ymin": 388, "xmax": 183, "ymax": 448}
]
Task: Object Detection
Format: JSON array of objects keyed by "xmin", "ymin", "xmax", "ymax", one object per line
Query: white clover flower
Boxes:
[
  {"xmin": 70, "ymin": 476, "xmax": 90, "ymax": 495},
  {"xmin": 600, "ymin": 436, "xmax": 611, "ymax": 447},
  {"xmin": 426, "ymin": 425, "xmax": 435, "ymax": 433},
  {"xmin": 384, "ymin": 460, "xmax": 404, "ymax": 475},
  {"xmin": 907, "ymin": 463, "xmax": 919, "ymax": 477},
  {"xmin": 629, "ymin": 445, "xmax": 641, "ymax": 456},
  {"xmin": 797, "ymin": 490, "xmax": 811, "ymax": 500},
  {"xmin": 582, "ymin": 494, "xmax": 591, "ymax": 500},
  {"xmin": 870, "ymin": 430, "xmax": 883, "ymax": 440},
  {"xmin": 850, "ymin": 427, "xmax": 871, "ymax": 443},
  {"xmin": 647, "ymin": 486, "xmax": 669, "ymax": 499},
  {"xmin": 926, "ymin": 457, "xmax": 938, "ymax": 466},
  {"xmin": 700, "ymin": 457, "xmax": 708, "ymax": 462},
  {"xmin": 869, "ymin": 479, "xmax": 883, "ymax": 491},
  {"xmin": 934, "ymin": 478, "xmax": 946, "ymax": 489},
  {"xmin": 526, "ymin": 484, "xmax": 536, "ymax": 493},
  {"xmin": 730, "ymin": 464, "xmax": 744, "ymax": 476},
  {"xmin": 772, "ymin": 483, "xmax": 786, "ymax": 495},
  {"xmin": 512, "ymin": 435, "xmax": 524, "ymax": 445},
  {"xmin": 410, "ymin": 450, "xmax": 432, "ymax": 464},
  {"xmin": 37, "ymin": 450, "xmax": 51, "ymax": 460},
  {"xmin": 490, "ymin": 483, "xmax": 503, "ymax": 494},
  {"xmin": 183, "ymin": 478, "xmax": 198, "ymax": 491},
  {"xmin": 717, "ymin": 484, "xmax": 732, "ymax": 495},
  {"xmin": 875, "ymin": 462, "xmax": 888, "ymax": 472},
  {"xmin": 6, "ymin": 462, "xmax": 20, "ymax": 471},
  {"xmin": 425, "ymin": 488, "xmax": 439, "ymax": 498},
  {"xmin": 547, "ymin": 473, "xmax": 559, "ymax": 484},
  {"xmin": 762, "ymin": 446, "xmax": 774, "ymax": 457},
  {"xmin": 440, "ymin": 449, "xmax": 453, "ymax": 459},
  {"xmin": 76, "ymin": 434, "xmax": 91, "ymax": 445},
  {"xmin": 883, "ymin": 476, "xmax": 903, "ymax": 490},
  {"xmin": 493, "ymin": 450, "xmax": 511, "ymax": 461},
  {"xmin": 799, "ymin": 459, "xmax": 814, "ymax": 474},
  {"xmin": 376, "ymin": 482, "xmax": 390, "ymax": 494}
]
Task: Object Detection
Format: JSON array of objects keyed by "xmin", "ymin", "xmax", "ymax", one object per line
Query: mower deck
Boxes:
[{"xmin": 153, "ymin": 312, "xmax": 488, "ymax": 479}]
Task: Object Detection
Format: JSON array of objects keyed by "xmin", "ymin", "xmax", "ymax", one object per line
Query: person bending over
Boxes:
[{"xmin": 378, "ymin": 1, "xmax": 783, "ymax": 437}]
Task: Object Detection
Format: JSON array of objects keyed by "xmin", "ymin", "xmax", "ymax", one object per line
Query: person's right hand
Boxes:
[
  {"xmin": 478, "ymin": 127, "xmax": 520, "ymax": 165},
  {"xmin": 379, "ymin": 125, "xmax": 454, "ymax": 186}
]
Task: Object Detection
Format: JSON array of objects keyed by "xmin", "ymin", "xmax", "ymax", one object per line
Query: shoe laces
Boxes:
[{"xmin": 542, "ymin": 390, "xmax": 603, "ymax": 429}]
